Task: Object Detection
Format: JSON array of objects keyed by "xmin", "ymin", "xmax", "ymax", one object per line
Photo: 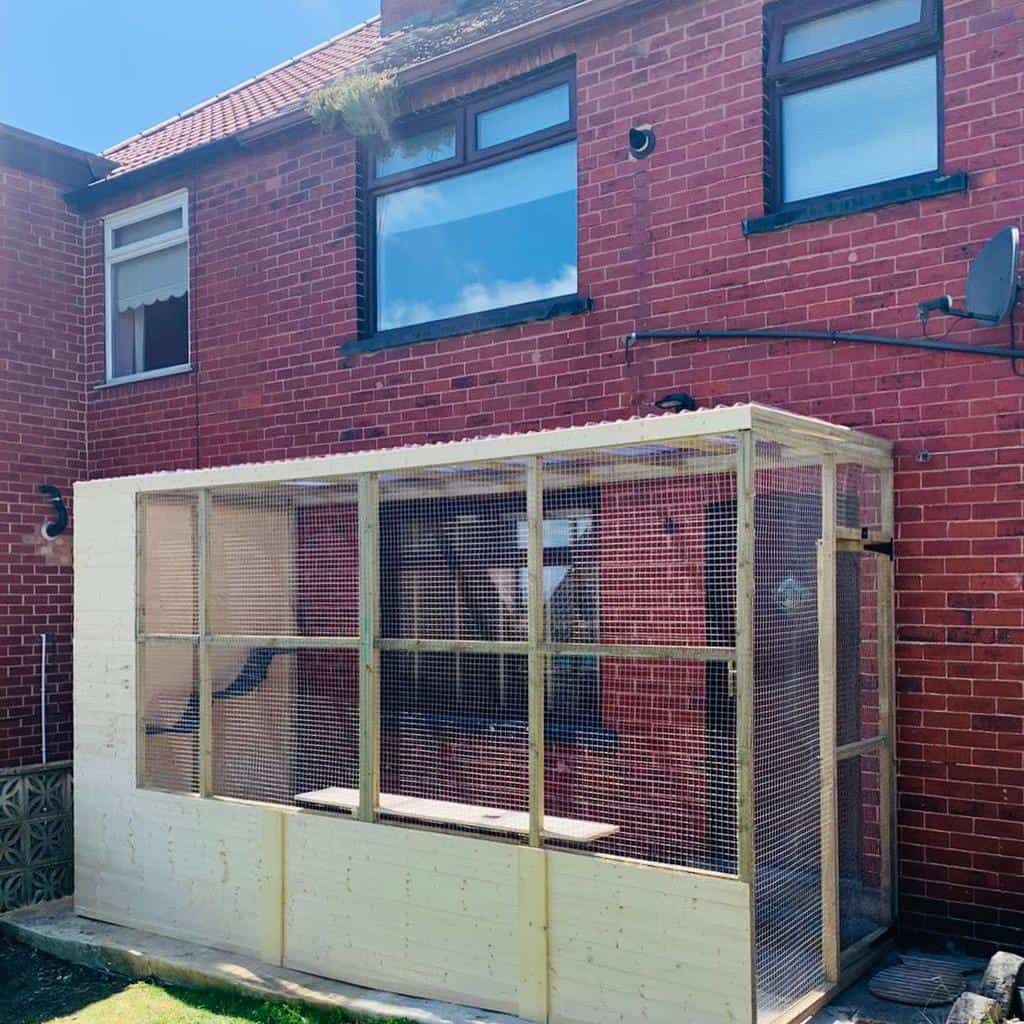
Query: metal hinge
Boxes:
[{"xmin": 864, "ymin": 539, "xmax": 894, "ymax": 560}]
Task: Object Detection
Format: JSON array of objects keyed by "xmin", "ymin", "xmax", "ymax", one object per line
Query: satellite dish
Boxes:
[
  {"xmin": 965, "ymin": 225, "xmax": 1019, "ymax": 323},
  {"xmin": 918, "ymin": 225, "xmax": 1020, "ymax": 325}
]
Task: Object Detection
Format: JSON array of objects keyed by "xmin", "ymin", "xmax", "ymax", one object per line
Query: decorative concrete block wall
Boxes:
[{"xmin": 0, "ymin": 761, "xmax": 73, "ymax": 912}]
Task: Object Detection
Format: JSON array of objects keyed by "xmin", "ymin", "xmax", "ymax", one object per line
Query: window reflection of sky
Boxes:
[
  {"xmin": 782, "ymin": 56, "xmax": 937, "ymax": 202},
  {"xmin": 376, "ymin": 141, "xmax": 577, "ymax": 330}
]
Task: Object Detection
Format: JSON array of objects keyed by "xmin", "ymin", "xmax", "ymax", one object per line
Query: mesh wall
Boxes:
[
  {"xmin": 379, "ymin": 465, "xmax": 530, "ymax": 834},
  {"xmin": 138, "ymin": 640, "xmax": 198, "ymax": 792},
  {"xmin": 211, "ymin": 644, "xmax": 359, "ymax": 806},
  {"xmin": 838, "ymin": 751, "xmax": 886, "ymax": 949},
  {"xmin": 836, "ymin": 464, "xmax": 882, "ymax": 534},
  {"xmin": 540, "ymin": 443, "xmax": 738, "ymax": 870},
  {"xmin": 140, "ymin": 493, "xmax": 197, "ymax": 635},
  {"xmin": 837, "ymin": 551, "xmax": 880, "ymax": 748},
  {"xmin": 753, "ymin": 446, "xmax": 824, "ymax": 1020},
  {"xmin": 207, "ymin": 482, "xmax": 359, "ymax": 638},
  {"xmin": 138, "ymin": 493, "xmax": 200, "ymax": 792}
]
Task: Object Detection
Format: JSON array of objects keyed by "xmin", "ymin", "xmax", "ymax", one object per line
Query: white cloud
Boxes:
[{"xmin": 379, "ymin": 264, "xmax": 577, "ymax": 332}]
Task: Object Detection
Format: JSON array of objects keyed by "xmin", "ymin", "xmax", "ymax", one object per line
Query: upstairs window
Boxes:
[
  {"xmin": 104, "ymin": 191, "xmax": 190, "ymax": 383},
  {"xmin": 366, "ymin": 67, "xmax": 578, "ymax": 341},
  {"xmin": 764, "ymin": 0, "xmax": 942, "ymax": 209}
]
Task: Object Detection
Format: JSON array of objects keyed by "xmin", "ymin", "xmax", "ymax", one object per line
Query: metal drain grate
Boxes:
[{"xmin": 868, "ymin": 956, "xmax": 971, "ymax": 1007}]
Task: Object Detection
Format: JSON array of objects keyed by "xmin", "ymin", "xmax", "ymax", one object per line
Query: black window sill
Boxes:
[
  {"xmin": 341, "ymin": 294, "xmax": 592, "ymax": 356},
  {"xmin": 742, "ymin": 171, "xmax": 969, "ymax": 236}
]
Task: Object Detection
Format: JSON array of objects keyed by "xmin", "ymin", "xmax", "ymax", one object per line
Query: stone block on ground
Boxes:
[
  {"xmin": 979, "ymin": 953, "xmax": 1024, "ymax": 1015},
  {"xmin": 946, "ymin": 992, "xmax": 1004, "ymax": 1024}
]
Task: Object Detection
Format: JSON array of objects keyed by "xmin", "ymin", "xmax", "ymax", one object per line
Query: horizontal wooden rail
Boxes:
[
  {"xmin": 836, "ymin": 734, "xmax": 886, "ymax": 761},
  {"xmin": 380, "ymin": 637, "xmax": 530, "ymax": 655},
  {"xmin": 143, "ymin": 634, "xmax": 739, "ymax": 662},
  {"xmin": 142, "ymin": 634, "xmax": 361, "ymax": 649},
  {"xmin": 541, "ymin": 642, "xmax": 734, "ymax": 662}
]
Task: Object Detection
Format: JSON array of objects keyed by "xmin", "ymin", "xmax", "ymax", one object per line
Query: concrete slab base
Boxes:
[{"xmin": 0, "ymin": 898, "xmax": 527, "ymax": 1024}]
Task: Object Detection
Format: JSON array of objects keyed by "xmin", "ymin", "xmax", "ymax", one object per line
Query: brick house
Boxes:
[{"xmin": 1, "ymin": 0, "xmax": 1022, "ymax": 965}]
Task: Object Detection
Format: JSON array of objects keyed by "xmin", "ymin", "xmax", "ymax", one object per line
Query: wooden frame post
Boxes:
[
  {"xmin": 818, "ymin": 455, "xmax": 839, "ymax": 982},
  {"xmin": 357, "ymin": 473, "xmax": 381, "ymax": 823},
  {"xmin": 135, "ymin": 493, "xmax": 147, "ymax": 787},
  {"xmin": 526, "ymin": 456, "xmax": 545, "ymax": 847},
  {"xmin": 197, "ymin": 488, "xmax": 213, "ymax": 797},
  {"xmin": 735, "ymin": 432, "xmax": 757, "ymax": 1024},
  {"xmin": 735, "ymin": 432, "xmax": 756, "ymax": 885},
  {"xmin": 878, "ymin": 464, "xmax": 896, "ymax": 925}
]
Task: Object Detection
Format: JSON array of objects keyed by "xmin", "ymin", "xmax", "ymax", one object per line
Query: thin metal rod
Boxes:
[
  {"xmin": 626, "ymin": 328, "xmax": 1023, "ymax": 361},
  {"xmin": 40, "ymin": 633, "xmax": 47, "ymax": 765}
]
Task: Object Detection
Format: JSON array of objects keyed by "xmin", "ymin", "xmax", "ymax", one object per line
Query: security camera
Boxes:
[{"xmin": 628, "ymin": 125, "xmax": 656, "ymax": 160}]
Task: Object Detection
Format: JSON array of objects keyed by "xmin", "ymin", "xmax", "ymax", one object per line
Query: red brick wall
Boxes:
[
  {"xmin": 0, "ymin": 165, "xmax": 85, "ymax": 768},
  {"xmin": 79, "ymin": 0, "xmax": 1023, "ymax": 953}
]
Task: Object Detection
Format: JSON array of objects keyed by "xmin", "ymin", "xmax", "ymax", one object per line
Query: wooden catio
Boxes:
[{"xmin": 73, "ymin": 403, "xmax": 895, "ymax": 1024}]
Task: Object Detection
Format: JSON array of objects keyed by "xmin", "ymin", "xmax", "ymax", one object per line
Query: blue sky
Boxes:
[{"xmin": 0, "ymin": 1, "xmax": 380, "ymax": 154}]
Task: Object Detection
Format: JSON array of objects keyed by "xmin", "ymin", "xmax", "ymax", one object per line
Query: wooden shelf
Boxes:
[{"xmin": 295, "ymin": 787, "xmax": 619, "ymax": 844}]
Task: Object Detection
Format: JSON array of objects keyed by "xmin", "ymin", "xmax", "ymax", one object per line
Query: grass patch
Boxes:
[
  {"xmin": 46, "ymin": 980, "xmax": 410, "ymax": 1023},
  {"xmin": 0, "ymin": 935, "xmax": 410, "ymax": 1024}
]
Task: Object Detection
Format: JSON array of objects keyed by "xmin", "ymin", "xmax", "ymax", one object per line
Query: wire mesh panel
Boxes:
[
  {"xmin": 542, "ymin": 442, "xmax": 738, "ymax": 647},
  {"xmin": 140, "ymin": 493, "xmax": 197, "ymax": 635},
  {"xmin": 378, "ymin": 464, "xmax": 530, "ymax": 835},
  {"xmin": 539, "ymin": 441, "xmax": 738, "ymax": 869},
  {"xmin": 544, "ymin": 657, "xmax": 735, "ymax": 869},
  {"xmin": 211, "ymin": 644, "xmax": 359, "ymax": 807},
  {"xmin": 837, "ymin": 751, "xmax": 885, "ymax": 948},
  {"xmin": 752, "ymin": 446, "xmax": 825, "ymax": 1020},
  {"xmin": 837, "ymin": 463, "xmax": 882, "ymax": 534},
  {"xmin": 207, "ymin": 482, "xmax": 359, "ymax": 638},
  {"xmin": 837, "ymin": 551, "xmax": 880, "ymax": 748},
  {"xmin": 138, "ymin": 640, "xmax": 199, "ymax": 792}
]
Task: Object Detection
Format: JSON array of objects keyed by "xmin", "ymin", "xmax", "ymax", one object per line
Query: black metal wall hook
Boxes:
[{"xmin": 38, "ymin": 484, "xmax": 68, "ymax": 539}]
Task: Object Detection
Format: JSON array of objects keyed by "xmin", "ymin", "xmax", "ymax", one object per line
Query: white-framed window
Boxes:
[{"xmin": 104, "ymin": 190, "xmax": 190, "ymax": 384}]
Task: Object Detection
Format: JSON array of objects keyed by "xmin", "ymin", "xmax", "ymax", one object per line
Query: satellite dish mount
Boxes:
[
  {"xmin": 625, "ymin": 225, "xmax": 1023, "ymax": 376},
  {"xmin": 918, "ymin": 226, "xmax": 1021, "ymax": 326}
]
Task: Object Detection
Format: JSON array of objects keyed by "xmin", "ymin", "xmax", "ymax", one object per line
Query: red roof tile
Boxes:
[
  {"xmin": 100, "ymin": 0, "xmax": 590, "ymax": 180},
  {"xmin": 102, "ymin": 18, "xmax": 384, "ymax": 176}
]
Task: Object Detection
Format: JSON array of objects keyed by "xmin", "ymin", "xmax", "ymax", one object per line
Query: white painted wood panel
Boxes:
[
  {"xmin": 547, "ymin": 852, "xmax": 754, "ymax": 1024},
  {"xmin": 284, "ymin": 813, "xmax": 522, "ymax": 1014}
]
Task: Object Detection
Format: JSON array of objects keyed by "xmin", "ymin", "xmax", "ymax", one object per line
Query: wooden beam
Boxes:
[
  {"xmin": 526, "ymin": 456, "xmax": 545, "ymax": 849},
  {"xmin": 540, "ymin": 641, "xmax": 735, "ymax": 662},
  {"xmin": 140, "ymin": 634, "xmax": 735, "ymax": 662},
  {"xmin": 878, "ymin": 463, "xmax": 896, "ymax": 926},
  {"xmin": 197, "ymin": 489, "xmax": 213, "ymax": 798},
  {"xmin": 516, "ymin": 846, "xmax": 550, "ymax": 1023},
  {"xmin": 380, "ymin": 637, "xmax": 530, "ymax": 655},
  {"xmin": 735, "ymin": 432, "xmax": 756, "ymax": 890},
  {"xmin": 839, "ymin": 925, "xmax": 891, "ymax": 970},
  {"xmin": 202, "ymin": 634, "xmax": 360, "ymax": 650},
  {"xmin": 734, "ymin": 431, "xmax": 757, "ymax": 1024},
  {"xmin": 135, "ymin": 494, "xmax": 147, "ymax": 788},
  {"xmin": 357, "ymin": 474, "xmax": 381, "ymax": 823},
  {"xmin": 818, "ymin": 454, "xmax": 839, "ymax": 983},
  {"xmin": 836, "ymin": 735, "xmax": 885, "ymax": 761}
]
